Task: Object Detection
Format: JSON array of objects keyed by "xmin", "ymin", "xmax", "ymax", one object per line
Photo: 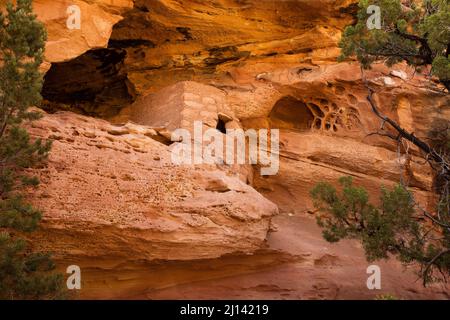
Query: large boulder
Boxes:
[{"xmin": 25, "ymin": 111, "xmax": 277, "ymax": 285}]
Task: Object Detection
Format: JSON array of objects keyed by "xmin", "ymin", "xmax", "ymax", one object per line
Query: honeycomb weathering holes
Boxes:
[{"xmin": 269, "ymin": 96, "xmax": 361, "ymax": 132}]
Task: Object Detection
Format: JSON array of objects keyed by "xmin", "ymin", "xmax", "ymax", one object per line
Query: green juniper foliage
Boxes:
[
  {"xmin": 339, "ymin": 0, "xmax": 450, "ymax": 91},
  {"xmin": 311, "ymin": 177, "xmax": 450, "ymax": 285},
  {"xmin": 0, "ymin": 0, "xmax": 64, "ymax": 299}
]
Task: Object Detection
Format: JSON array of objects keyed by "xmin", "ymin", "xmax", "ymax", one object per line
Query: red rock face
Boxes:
[
  {"xmin": 8, "ymin": 0, "xmax": 450, "ymax": 298},
  {"xmin": 27, "ymin": 112, "xmax": 278, "ymax": 260}
]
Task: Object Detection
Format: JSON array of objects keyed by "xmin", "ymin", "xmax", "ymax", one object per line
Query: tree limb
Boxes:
[
  {"xmin": 423, "ymin": 249, "xmax": 450, "ymax": 286},
  {"xmin": 366, "ymin": 87, "xmax": 450, "ymax": 175}
]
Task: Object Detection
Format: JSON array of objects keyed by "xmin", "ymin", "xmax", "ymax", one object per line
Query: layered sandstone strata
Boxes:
[
  {"xmin": 117, "ymin": 63, "xmax": 449, "ymax": 215},
  {"xmin": 36, "ymin": 0, "xmax": 359, "ymax": 115}
]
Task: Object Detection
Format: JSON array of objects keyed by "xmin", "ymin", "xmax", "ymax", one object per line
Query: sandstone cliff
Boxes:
[{"xmin": 7, "ymin": 0, "xmax": 450, "ymax": 299}]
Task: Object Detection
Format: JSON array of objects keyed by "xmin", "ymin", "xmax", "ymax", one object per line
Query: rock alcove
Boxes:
[
  {"xmin": 269, "ymin": 96, "xmax": 314, "ymax": 131},
  {"xmin": 42, "ymin": 48, "xmax": 135, "ymax": 118}
]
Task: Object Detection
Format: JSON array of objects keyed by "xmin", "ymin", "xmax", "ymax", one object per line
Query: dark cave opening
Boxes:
[
  {"xmin": 216, "ymin": 118, "xmax": 227, "ymax": 134},
  {"xmin": 41, "ymin": 48, "xmax": 135, "ymax": 118},
  {"xmin": 269, "ymin": 96, "xmax": 314, "ymax": 131}
]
